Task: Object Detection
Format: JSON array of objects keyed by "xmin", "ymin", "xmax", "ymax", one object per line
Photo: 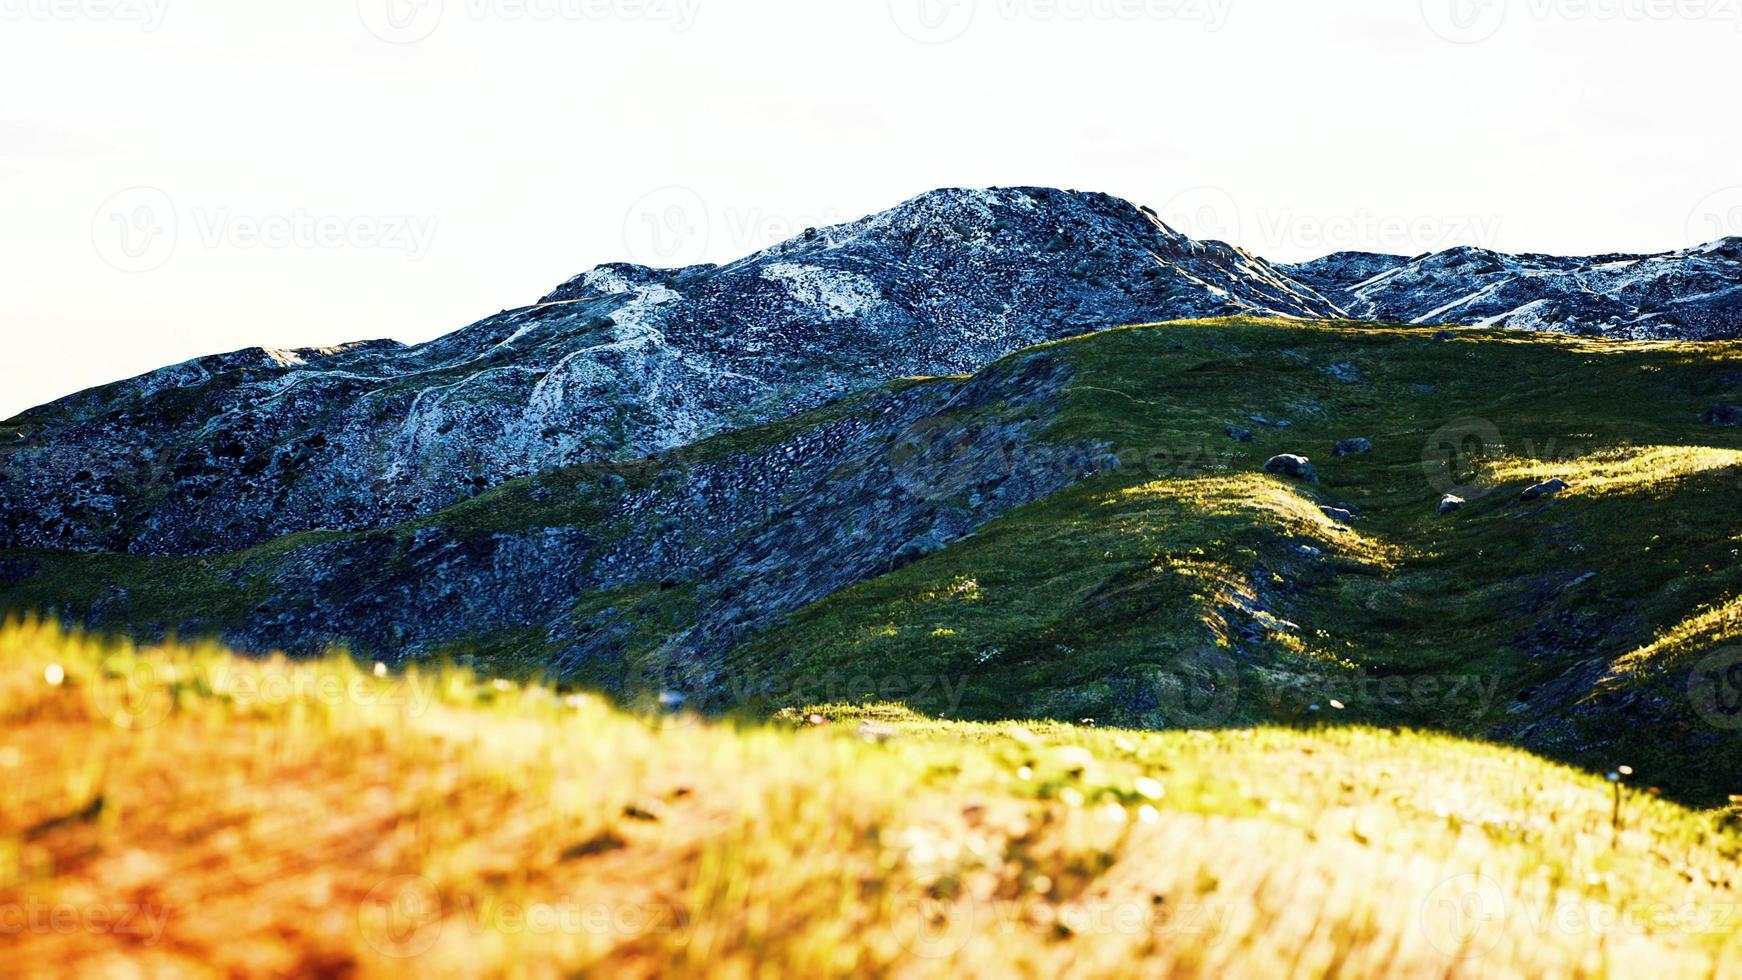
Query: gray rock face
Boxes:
[
  {"xmin": 70, "ymin": 351, "xmax": 1116, "ymax": 685},
  {"xmin": 0, "ymin": 187, "xmax": 1340, "ymax": 558},
  {"xmin": 1282, "ymin": 240, "xmax": 1742, "ymax": 339}
]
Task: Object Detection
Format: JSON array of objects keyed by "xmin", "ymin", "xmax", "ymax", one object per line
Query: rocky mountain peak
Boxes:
[{"xmin": 5, "ymin": 188, "xmax": 1738, "ymax": 560}]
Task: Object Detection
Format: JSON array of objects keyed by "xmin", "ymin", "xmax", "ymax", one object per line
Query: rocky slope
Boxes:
[
  {"xmin": 5, "ymin": 345, "xmax": 1119, "ymax": 695},
  {"xmin": 8, "ymin": 315, "xmax": 1742, "ymax": 804},
  {"xmin": 0, "ymin": 187, "xmax": 1338, "ymax": 558},
  {"xmin": 8, "ymin": 187, "xmax": 1740, "ymax": 562},
  {"xmin": 1283, "ymin": 239, "xmax": 1742, "ymax": 338}
]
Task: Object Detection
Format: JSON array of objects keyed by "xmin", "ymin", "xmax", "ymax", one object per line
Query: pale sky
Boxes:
[{"xmin": 1, "ymin": 0, "xmax": 1737, "ymax": 417}]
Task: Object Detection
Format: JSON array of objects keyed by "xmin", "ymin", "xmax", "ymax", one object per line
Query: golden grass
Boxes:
[
  {"xmin": 1115, "ymin": 474, "xmax": 1407, "ymax": 571},
  {"xmin": 1597, "ymin": 595, "xmax": 1742, "ymax": 690},
  {"xmin": 1486, "ymin": 445, "xmax": 1742, "ymax": 500},
  {"xmin": 2, "ymin": 619, "xmax": 1741, "ymax": 978}
]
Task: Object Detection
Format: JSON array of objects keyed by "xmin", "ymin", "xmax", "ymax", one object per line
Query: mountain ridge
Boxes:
[{"xmin": 0, "ymin": 187, "xmax": 1345, "ymax": 557}]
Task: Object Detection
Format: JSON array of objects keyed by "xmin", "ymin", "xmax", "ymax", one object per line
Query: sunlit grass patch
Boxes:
[
  {"xmin": 1486, "ymin": 445, "xmax": 1742, "ymax": 500},
  {"xmin": 1116, "ymin": 474, "xmax": 1405, "ymax": 571},
  {"xmin": 1596, "ymin": 595, "xmax": 1742, "ymax": 690},
  {"xmin": 4, "ymin": 620, "xmax": 1742, "ymax": 977}
]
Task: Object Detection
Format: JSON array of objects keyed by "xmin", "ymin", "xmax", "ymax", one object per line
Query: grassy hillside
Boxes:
[
  {"xmin": 3, "ymin": 620, "xmax": 1740, "ymax": 978},
  {"xmin": 7, "ymin": 317, "xmax": 1742, "ymax": 805},
  {"xmin": 726, "ymin": 318, "xmax": 1742, "ymax": 802}
]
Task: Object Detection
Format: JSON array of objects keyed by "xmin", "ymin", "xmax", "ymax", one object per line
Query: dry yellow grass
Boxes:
[{"xmin": 2, "ymin": 619, "xmax": 1740, "ymax": 978}]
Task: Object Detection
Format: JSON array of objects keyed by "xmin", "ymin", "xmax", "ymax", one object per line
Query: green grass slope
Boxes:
[{"xmin": 727, "ymin": 318, "xmax": 1742, "ymax": 802}]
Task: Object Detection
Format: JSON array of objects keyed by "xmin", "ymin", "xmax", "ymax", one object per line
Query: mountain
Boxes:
[
  {"xmin": 0, "ymin": 187, "xmax": 1338, "ymax": 558},
  {"xmin": 8, "ymin": 186, "xmax": 1742, "ymax": 804},
  {"xmin": 9, "ymin": 314, "xmax": 1742, "ymax": 803},
  {"xmin": 1283, "ymin": 239, "xmax": 1742, "ymax": 337},
  {"xmin": 8, "ymin": 188, "xmax": 1741, "ymax": 562}
]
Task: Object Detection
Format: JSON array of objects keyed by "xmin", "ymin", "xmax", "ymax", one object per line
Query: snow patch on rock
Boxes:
[{"xmin": 760, "ymin": 263, "xmax": 884, "ymax": 320}]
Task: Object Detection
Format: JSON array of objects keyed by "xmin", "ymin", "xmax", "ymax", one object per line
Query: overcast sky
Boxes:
[{"xmin": 2, "ymin": 0, "xmax": 1738, "ymax": 416}]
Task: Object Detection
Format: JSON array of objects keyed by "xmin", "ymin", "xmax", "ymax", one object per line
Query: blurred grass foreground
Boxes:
[{"xmin": 2, "ymin": 618, "xmax": 1740, "ymax": 978}]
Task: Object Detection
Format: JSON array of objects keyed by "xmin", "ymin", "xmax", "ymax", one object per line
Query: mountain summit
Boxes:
[
  {"xmin": 0, "ymin": 187, "xmax": 1339, "ymax": 556},
  {"xmin": 3, "ymin": 187, "xmax": 1738, "ymax": 559}
]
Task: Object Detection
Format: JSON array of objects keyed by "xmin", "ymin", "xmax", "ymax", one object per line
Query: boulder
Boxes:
[
  {"xmin": 1438, "ymin": 494, "xmax": 1465, "ymax": 515},
  {"xmin": 1264, "ymin": 454, "xmax": 1318, "ymax": 482},
  {"xmin": 1226, "ymin": 426, "xmax": 1255, "ymax": 443},
  {"xmin": 1332, "ymin": 438, "xmax": 1373, "ymax": 457},
  {"xmin": 1520, "ymin": 478, "xmax": 1570, "ymax": 502}
]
